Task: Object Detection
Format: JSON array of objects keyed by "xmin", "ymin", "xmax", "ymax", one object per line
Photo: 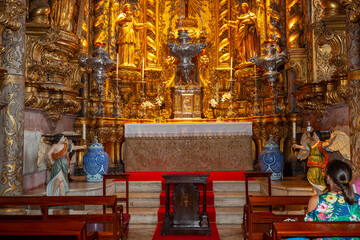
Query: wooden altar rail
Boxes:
[
  {"xmin": 246, "ymin": 195, "xmax": 311, "ymax": 240},
  {"xmin": 267, "ymin": 222, "xmax": 360, "ymax": 240},
  {"xmin": 0, "ymin": 196, "xmax": 123, "ymax": 240}
]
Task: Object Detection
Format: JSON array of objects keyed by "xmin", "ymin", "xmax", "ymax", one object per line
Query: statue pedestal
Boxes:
[{"xmin": 172, "ymin": 85, "xmax": 202, "ymax": 118}]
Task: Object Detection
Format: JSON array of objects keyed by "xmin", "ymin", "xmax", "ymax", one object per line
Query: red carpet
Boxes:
[
  {"xmin": 125, "ymin": 171, "xmax": 249, "ymax": 181},
  {"xmin": 151, "ymin": 223, "xmax": 220, "ymax": 240}
]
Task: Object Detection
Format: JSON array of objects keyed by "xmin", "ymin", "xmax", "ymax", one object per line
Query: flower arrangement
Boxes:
[
  {"xmin": 209, "ymin": 98, "xmax": 218, "ymax": 108},
  {"xmin": 141, "ymin": 101, "xmax": 154, "ymax": 109},
  {"xmin": 221, "ymin": 92, "xmax": 232, "ymax": 102},
  {"xmin": 155, "ymin": 96, "xmax": 164, "ymax": 107}
]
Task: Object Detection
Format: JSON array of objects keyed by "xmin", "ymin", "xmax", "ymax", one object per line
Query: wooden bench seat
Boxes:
[
  {"xmin": 0, "ymin": 220, "xmax": 98, "ymax": 240},
  {"xmin": 271, "ymin": 221, "xmax": 360, "ymax": 239},
  {"xmin": 246, "ymin": 195, "xmax": 310, "ymax": 240},
  {"xmin": 0, "ymin": 196, "xmax": 123, "ymax": 240}
]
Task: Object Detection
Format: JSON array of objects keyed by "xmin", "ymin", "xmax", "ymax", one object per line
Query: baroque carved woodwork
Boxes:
[
  {"xmin": 293, "ymin": 5, "xmax": 349, "ymax": 115},
  {"xmin": 25, "ymin": 24, "xmax": 83, "ymax": 121}
]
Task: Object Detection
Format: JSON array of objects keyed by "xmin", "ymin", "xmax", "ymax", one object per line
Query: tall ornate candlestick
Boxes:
[
  {"xmin": 80, "ymin": 44, "xmax": 114, "ymax": 117},
  {"xmin": 113, "ymin": 54, "xmax": 122, "ymax": 118},
  {"xmin": 167, "ymin": 29, "xmax": 206, "ymax": 85},
  {"xmin": 250, "ymin": 39, "xmax": 287, "ymax": 114},
  {"xmin": 252, "ymin": 65, "xmax": 261, "ymax": 116}
]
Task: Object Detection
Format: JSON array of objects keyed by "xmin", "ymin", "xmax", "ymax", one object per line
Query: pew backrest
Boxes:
[
  {"xmin": 273, "ymin": 221, "xmax": 360, "ymax": 240},
  {"xmin": 0, "ymin": 195, "xmax": 120, "ymax": 240}
]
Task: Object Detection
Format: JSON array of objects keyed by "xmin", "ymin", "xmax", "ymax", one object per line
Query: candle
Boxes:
[
  {"xmin": 142, "ymin": 57, "xmax": 145, "ymax": 80},
  {"xmin": 216, "ymin": 82, "xmax": 219, "ymax": 102},
  {"xmin": 116, "ymin": 53, "xmax": 119, "ymax": 78},
  {"xmin": 82, "ymin": 123, "xmax": 86, "ymax": 140},
  {"xmin": 230, "ymin": 57, "xmax": 233, "ymax": 78},
  {"xmin": 292, "ymin": 122, "xmax": 296, "ymax": 139}
]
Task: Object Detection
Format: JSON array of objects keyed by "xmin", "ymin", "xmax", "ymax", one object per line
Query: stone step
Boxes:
[
  {"xmin": 214, "ymin": 192, "xmax": 263, "ymax": 207},
  {"xmin": 213, "ymin": 181, "xmax": 261, "ymax": 192},
  {"xmin": 114, "ymin": 181, "xmax": 162, "ymax": 193},
  {"xmin": 215, "ymin": 207, "xmax": 244, "ymax": 225},
  {"xmin": 117, "ymin": 192, "xmax": 160, "ymax": 208},
  {"xmin": 129, "ymin": 207, "xmax": 159, "ymax": 225},
  {"xmin": 117, "ymin": 191, "xmax": 263, "ymax": 209},
  {"xmin": 114, "ymin": 180, "xmax": 261, "ymax": 193}
]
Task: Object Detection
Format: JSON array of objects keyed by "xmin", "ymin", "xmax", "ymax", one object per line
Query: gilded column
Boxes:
[
  {"xmin": 0, "ymin": 0, "xmax": 26, "ymax": 196},
  {"xmin": 344, "ymin": 1, "xmax": 360, "ymax": 175}
]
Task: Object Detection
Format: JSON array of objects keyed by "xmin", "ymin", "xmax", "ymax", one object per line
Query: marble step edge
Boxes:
[
  {"xmin": 113, "ymin": 180, "xmax": 261, "ymax": 193},
  {"xmin": 129, "ymin": 207, "xmax": 245, "ymax": 225},
  {"xmin": 119, "ymin": 192, "xmax": 264, "ymax": 208}
]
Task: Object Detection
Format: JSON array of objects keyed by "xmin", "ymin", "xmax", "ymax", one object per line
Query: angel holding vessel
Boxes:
[{"xmin": 293, "ymin": 129, "xmax": 350, "ymax": 194}]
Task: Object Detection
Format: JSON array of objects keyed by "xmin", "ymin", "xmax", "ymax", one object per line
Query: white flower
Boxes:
[
  {"xmin": 221, "ymin": 92, "xmax": 232, "ymax": 102},
  {"xmin": 141, "ymin": 101, "xmax": 154, "ymax": 109},
  {"xmin": 155, "ymin": 96, "xmax": 164, "ymax": 106},
  {"xmin": 209, "ymin": 99, "xmax": 218, "ymax": 108}
]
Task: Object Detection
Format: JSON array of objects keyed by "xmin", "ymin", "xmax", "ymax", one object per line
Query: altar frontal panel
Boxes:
[{"xmin": 124, "ymin": 122, "xmax": 252, "ymax": 172}]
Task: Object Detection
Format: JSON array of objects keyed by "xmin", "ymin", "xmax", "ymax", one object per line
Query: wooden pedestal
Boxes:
[{"xmin": 161, "ymin": 173, "xmax": 211, "ymax": 235}]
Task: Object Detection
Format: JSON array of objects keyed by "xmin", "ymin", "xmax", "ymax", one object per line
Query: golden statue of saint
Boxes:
[
  {"xmin": 116, "ymin": 4, "xmax": 146, "ymax": 67},
  {"xmin": 50, "ymin": 0, "xmax": 75, "ymax": 31},
  {"xmin": 227, "ymin": 3, "xmax": 260, "ymax": 63}
]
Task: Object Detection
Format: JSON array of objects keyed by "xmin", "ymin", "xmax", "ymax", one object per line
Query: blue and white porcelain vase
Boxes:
[
  {"xmin": 259, "ymin": 135, "xmax": 284, "ymax": 180},
  {"xmin": 83, "ymin": 137, "xmax": 109, "ymax": 182}
]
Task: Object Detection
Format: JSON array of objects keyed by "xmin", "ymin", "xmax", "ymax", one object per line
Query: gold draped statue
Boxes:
[
  {"xmin": 227, "ymin": 3, "xmax": 259, "ymax": 64},
  {"xmin": 116, "ymin": 4, "xmax": 146, "ymax": 67},
  {"xmin": 49, "ymin": 0, "xmax": 75, "ymax": 32}
]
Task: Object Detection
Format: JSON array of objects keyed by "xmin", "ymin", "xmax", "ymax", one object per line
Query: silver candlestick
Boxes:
[
  {"xmin": 250, "ymin": 39, "xmax": 287, "ymax": 114},
  {"xmin": 167, "ymin": 29, "xmax": 206, "ymax": 85},
  {"xmin": 80, "ymin": 44, "xmax": 114, "ymax": 117}
]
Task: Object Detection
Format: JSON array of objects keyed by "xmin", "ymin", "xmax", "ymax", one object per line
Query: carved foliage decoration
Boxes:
[
  {"xmin": 1, "ymin": 79, "xmax": 24, "ymax": 196},
  {"xmin": 25, "ymin": 25, "xmax": 83, "ymax": 121}
]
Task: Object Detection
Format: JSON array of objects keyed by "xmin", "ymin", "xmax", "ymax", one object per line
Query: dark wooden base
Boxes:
[{"xmin": 161, "ymin": 225, "xmax": 211, "ymax": 235}]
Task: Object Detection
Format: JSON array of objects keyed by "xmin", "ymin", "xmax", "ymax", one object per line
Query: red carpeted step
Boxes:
[
  {"xmin": 152, "ymin": 222, "xmax": 220, "ymax": 240},
  {"xmin": 157, "ymin": 206, "xmax": 217, "ymax": 223},
  {"xmin": 124, "ymin": 170, "xmax": 248, "ymax": 181},
  {"xmin": 159, "ymin": 192, "xmax": 215, "ymax": 206}
]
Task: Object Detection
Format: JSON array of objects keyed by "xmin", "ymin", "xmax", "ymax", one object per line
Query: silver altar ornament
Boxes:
[
  {"xmin": 167, "ymin": 29, "xmax": 207, "ymax": 85},
  {"xmin": 250, "ymin": 39, "xmax": 287, "ymax": 114},
  {"xmin": 80, "ymin": 44, "xmax": 114, "ymax": 117}
]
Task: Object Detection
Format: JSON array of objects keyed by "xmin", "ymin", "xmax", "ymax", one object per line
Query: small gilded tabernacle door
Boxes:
[
  {"xmin": 161, "ymin": 173, "xmax": 210, "ymax": 235},
  {"xmin": 172, "ymin": 85, "xmax": 202, "ymax": 118}
]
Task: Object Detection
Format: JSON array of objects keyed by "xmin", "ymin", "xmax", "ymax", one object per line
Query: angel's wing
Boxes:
[
  {"xmin": 326, "ymin": 131, "xmax": 350, "ymax": 160},
  {"xmin": 296, "ymin": 132, "xmax": 310, "ymax": 160},
  {"xmin": 37, "ymin": 136, "xmax": 51, "ymax": 168}
]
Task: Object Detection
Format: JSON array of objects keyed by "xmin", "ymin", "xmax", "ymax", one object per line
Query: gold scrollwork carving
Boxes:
[{"xmin": 25, "ymin": 23, "xmax": 83, "ymax": 121}]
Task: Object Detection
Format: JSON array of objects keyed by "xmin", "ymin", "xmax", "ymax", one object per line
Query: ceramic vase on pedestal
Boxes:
[
  {"xmin": 83, "ymin": 137, "xmax": 109, "ymax": 182},
  {"xmin": 259, "ymin": 135, "xmax": 284, "ymax": 180}
]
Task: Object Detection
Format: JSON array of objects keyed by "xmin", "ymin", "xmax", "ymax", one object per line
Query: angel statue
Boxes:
[{"xmin": 292, "ymin": 129, "xmax": 350, "ymax": 194}]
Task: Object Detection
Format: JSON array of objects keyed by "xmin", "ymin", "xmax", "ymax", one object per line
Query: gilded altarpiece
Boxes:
[{"xmin": 87, "ymin": 0, "xmax": 288, "ymax": 119}]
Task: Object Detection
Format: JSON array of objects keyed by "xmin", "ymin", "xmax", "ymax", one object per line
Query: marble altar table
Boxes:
[{"xmin": 124, "ymin": 122, "xmax": 253, "ymax": 172}]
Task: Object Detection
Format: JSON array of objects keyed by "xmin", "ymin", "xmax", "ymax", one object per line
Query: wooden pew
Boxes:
[
  {"xmin": 0, "ymin": 220, "xmax": 98, "ymax": 240},
  {"xmin": 243, "ymin": 172, "xmax": 272, "ymax": 240},
  {"xmin": 246, "ymin": 195, "xmax": 310, "ymax": 240},
  {"xmin": 0, "ymin": 196, "xmax": 122, "ymax": 240},
  {"xmin": 271, "ymin": 221, "xmax": 360, "ymax": 240},
  {"xmin": 103, "ymin": 174, "xmax": 131, "ymax": 239}
]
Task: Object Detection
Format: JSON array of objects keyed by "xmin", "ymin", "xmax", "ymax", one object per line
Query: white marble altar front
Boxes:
[{"xmin": 124, "ymin": 122, "xmax": 253, "ymax": 172}]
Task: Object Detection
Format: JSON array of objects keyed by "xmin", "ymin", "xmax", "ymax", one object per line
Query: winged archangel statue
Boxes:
[{"xmin": 293, "ymin": 130, "xmax": 350, "ymax": 193}]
